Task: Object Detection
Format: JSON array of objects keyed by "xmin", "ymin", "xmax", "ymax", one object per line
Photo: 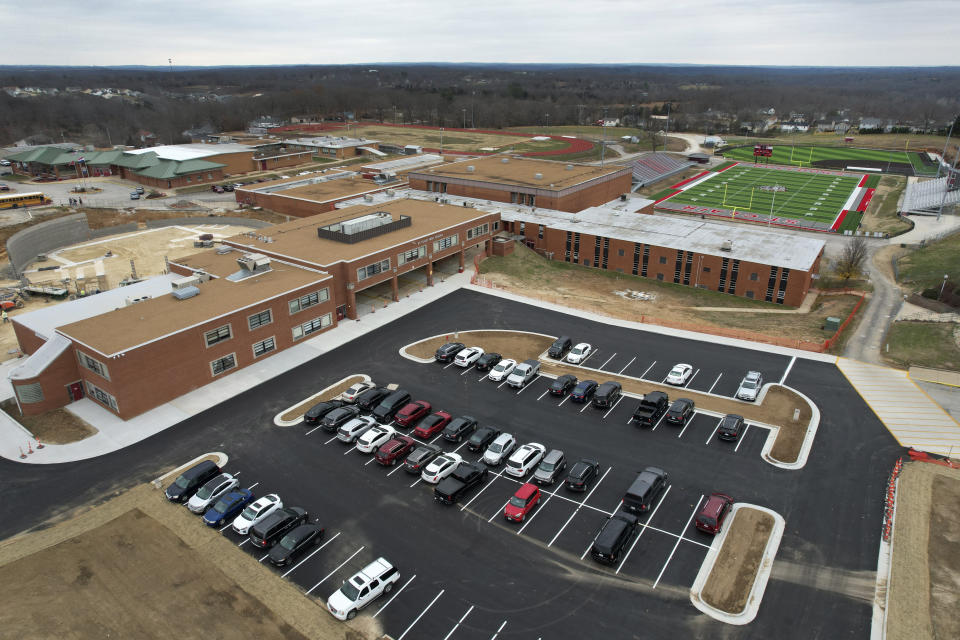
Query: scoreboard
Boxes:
[{"xmin": 753, "ymin": 144, "xmax": 773, "ymax": 158}]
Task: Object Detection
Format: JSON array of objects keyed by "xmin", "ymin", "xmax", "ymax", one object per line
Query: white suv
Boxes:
[
  {"xmin": 338, "ymin": 416, "xmax": 378, "ymax": 443},
  {"xmin": 736, "ymin": 371, "xmax": 763, "ymax": 402},
  {"xmin": 505, "ymin": 442, "xmax": 546, "ymax": 477},
  {"xmin": 482, "ymin": 433, "xmax": 516, "ymax": 466},
  {"xmin": 454, "ymin": 347, "xmax": 484, "ymax": 367},
  {"xmin": 232, "ymin": 494, "xmax": 282, "ymax": 535},
  {"xmin": 356, "ymin": 424, "xmax": 396, "ymax": 453},
  {"xmin": 488, "ymin": 358, "xmax": 516, "ymax": 382},
  {"xmin": 327, "ymin": 557, "xmax": 400, "ymax": 621}
]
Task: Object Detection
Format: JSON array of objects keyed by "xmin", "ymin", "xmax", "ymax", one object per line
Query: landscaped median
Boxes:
[
  {"xmin": 274, "ymin": 374, "xmax": 369, "ymax": 427},
  {"xmin": 401, "ymin": 330, "xmax": 555, "ymax": 364},
  {"xmin": 689, "ymin": 504, "xmax": 785, "ymax": 625}
]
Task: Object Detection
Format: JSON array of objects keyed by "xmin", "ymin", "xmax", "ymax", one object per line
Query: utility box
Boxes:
[{"xmin": 824, "ymin": 316, "xmax": 841, "ymax": 332}]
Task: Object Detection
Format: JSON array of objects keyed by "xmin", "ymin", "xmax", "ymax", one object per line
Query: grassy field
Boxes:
[
  {"xmin": 896, "ymin": 230, "xmax": 960, "ymax": 289},
  {"xmin": 722, "ymin": 144, "xmax": 932, "ymax": 173},
  {"xmin": 860, "ymin": 175, "xmax": 912, "ymax": 235},
  {"xmin": 883, "ymin": 321, "xmax": 960, "ymax": 370},
  {"xmin": 341, "ymin": 125, "xmax": 562, "ymax": 153}
]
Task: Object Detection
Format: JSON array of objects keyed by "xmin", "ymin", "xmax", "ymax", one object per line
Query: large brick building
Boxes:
[
  {"xmin": 235, "ymin": 172, "xmax": 400, "ymax": 218},
  {"xmin": 407, "ymin": 156, "xmax": 632, "ymax": 212}
]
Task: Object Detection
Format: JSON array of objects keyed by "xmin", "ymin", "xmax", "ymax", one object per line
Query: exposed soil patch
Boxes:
[
  {"xmin": 279, "ymin": 374, "xmax": 366, "ymax": 422},
  {"xmin": 765, "ymin": 387, "xmax": 813, "ymax": 464},
  {"xmin": 405, "ymin": 330, "xmax": 554, "ymax": 363},
  {"xmin": 155, "ymin": 453, "xmax": 224, "ymax": 486},
  {"xmin": 0, "ymin": 399, "xmax": 97, "ymax": 444},
  {"xmin": 701, "ymin": 507, "xmax": 775, "ymax": 613}
]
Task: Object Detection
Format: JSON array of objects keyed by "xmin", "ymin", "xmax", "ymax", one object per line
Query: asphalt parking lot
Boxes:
[{"xmin": 0, "ymin": 289, "xmax": 903, "ymax": 639}]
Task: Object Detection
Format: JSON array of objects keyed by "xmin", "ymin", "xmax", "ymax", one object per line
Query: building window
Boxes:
[
  {"xmin": 248, "ymin": 309, "xmax": 272, "ymax": 330},
  {"xmin": 77, "ymin": 352, "xmax": 110, "ymax": 380},
  {"xmin": 493, "ymin": 221, "xmax": 499, "ymax": 231},
  {"xmin": 186, "ymin": 177, "xmax": 191, "ymax": 183},
  {"xmin": 357, "ymin": 259, "xmax": 390, "ymax": 281},
  {"xmin": 703, "ymin": 266, "xmax": 712, "ymax": 273},
  {"xmin": 253, "ymin": 337, "xmax": 276, "ymax": 357},
  {"xmin": 618, "ymin": 249, "xmax": 624, "ymax": 257},
  {"xmin": 207, "ymin": 173, "xmax": 213, "ymax": 179},
  {"xmin": 658, "ymin": 256, "xmax": 667, "ymax": 264},
  {"xmin": 466, "ymin": 223, "xmax": 489, "ymax": 240},
  {"xmin": 292, "ymin": 313, "xmax": 332, "ymax": 340},
  {"xmin": 288, "ymin": 289, "xmax": 329, "ymax": 314},
  {"xmin": 204, "ymin": 324, "xmax": 232, "ymax": 347},
  {"xmin": 398, "ymin": 246, "xmax": 426, "ymax": 265},
  {"xmin": 746, "ymin": 290, "xmax": 755, "ymax": 299},
  {"xmin": 433, "ymin": 234, "xmax": 458, "ymax": 252},
  {"xmin": 750, "ymin": 272, "xmax": 759, "ymax": 281},
  {"xmin": 87, "ymin": 381, "xmax": 118, "ymax": 410},
  {"xmin": 538, "ymin": 224, "xmax": 544, "ymax": 240},
  {"xmin": 657, "ymin": 273, "xmax": 664, "ymax": 281},
  {"xmin": 210, "ymin": 353, "xmax": 237, "ymax": 376},
  {"xmin": 15, "ymin": 382, "xmax": 44, "ymax": 404}
]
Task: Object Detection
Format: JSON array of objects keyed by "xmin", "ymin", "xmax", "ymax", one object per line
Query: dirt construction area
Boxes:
[
  {"xmin": 0, "ymin": 483, "xmax": 382, "ymax": 640},
  {"xmin": 700, "ymin": 507, "xmax": 775, "ymax": 613}
]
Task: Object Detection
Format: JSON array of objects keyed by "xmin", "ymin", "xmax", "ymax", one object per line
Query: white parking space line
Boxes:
[
  {"xmin": 387, "ymin": 462, "xmax": 406, "ymax": 476},
  {"xmin": 488, "ymin": 498, "xmax": 511, "ymax": 522},
  {"xmin": 324, "ymin": 435, "xmax": 339, "ymax": 444},
  {"xmin": 461, "ymin": 474, "xmax": 499, "ymax": 511},
  {"xmin": 537, "ymin": 389, "xmax": 550, "ymax": 401},
  {"xmin": 305, "ymin": 425, "xmax": 323, "ymax": 435},
  {"xmin": 652, "ymin": 497, "xmax": 704, "ymax": 589},
  {"xmin": 238, "ymin": 539, "xmax": 250, "ymax": 547},
  {"xmin": 441, "ymin": 605, "xmax": 474, "ymax": 640},
  {"xmin": 460, "ymin": 366, "xmax": 474, "ymax": 376},
  {"xmin": 781, "ymin": 356, "xmax": 797, "ymax": 384},
  {"xmin": 282, "ymin": 531, "xmax": 341, "ymax": 578},
  {"xmin": 579, "ymin": 401, "xmax": 592, "ymax": 413},
  {"xmin": 558, "ymin": 394, "xmax": 571, "ymax": 407},
  {"xmin": 549, "ymin": 466, "xmax": 612, "ymax": 547},
  {"xmin": 245, "ymin": 482, "xmax": 259, "ymax": 490},
  {"xmin": 410, "ymin": 477, "xmax": 423, "ymax": 488},
  {"xmin": 599, "ymin": 352, "xmax": 617, "ymax": 369},
  {"xmin": 429, "ymin": 433, "xmax": 445, "ymax": 445},
  {"xmin": 374, "ymin": 573, "xmax": 417, "ymax": 618},
  {"xmin": 683, "ymin": 369, "xmax": 700, "ymax": 388},
  {"xmin": 497, "ymin": 379, "xmax": 509, "ymax": 389},
  {"xmin": 477, "ymin": 373, "xmax": 490, "ymax": 382},
  {"xmin": 517, "ymin": 492, "xmax": 553, "ymax": 534},
  {"xmin": 259, "ymin": 551, "xmax": 270, "ymax": 562},
  {"xmin": 618, "ymin": 356, "xmax": 636, "ymax": 374},
  {"xmin": 490, "ymin": 620, "xmax": 508, "ymax": 640},
  {"xmin": 516, "ymin": 375, "xmax": 540, "ymax": 395},
  {"xmin": 734, "ymin": 424, "xmax": 751, "ymax": 452},
  {"xmin": 602, "ymin": 396, "xmax": 624, "ymax": 419},
  {"xmin": 651, "ymin": 412, "xmax": 668, "ymax": 432},
  {"xmin": 305, "ymin": 545, "xmax": 365, "ymax": 595},
  {"xmin": 397, "ymin": 589, "xmax": 445, "ymax": 640},
  {"xmin": 677, "ymin": 416, "xmax": 695, "ymax": 438},
  {"xmin": 640, "ymin": 360, "xmax": 657, "ymax": 379},
  {"xmin": 343, "ymin": 445, "xmax": 359, "ymax": 456},
  {"xmin": 580, "ymin": 349, "xmax": 598, "ymax": 365},
  {"xmin": 705, "ymin": 419, "xmax": 722, "ymax": 445},
  {"xmin": 364, "ymin": 457, "xmax": 377, "ymax": 466},
  {"xmin": 443, "ymin": 361, "xmax": 456, "ymax": 369},
  {"xmin": 582, "ymin": 497, "xmax": 625, "ymax": 559},
  {"xmin": 616, "ymin": 485, "xmax": 671, "ymax": 574},
  {"xmin": 707, "ymin": 373, "xmax": 723, "ymax": 394},
  {"xmin": 219, "ymin": 522, "xmax": 233, "ymax": 532}
]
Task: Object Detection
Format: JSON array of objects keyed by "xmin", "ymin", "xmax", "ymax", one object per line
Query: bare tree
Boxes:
[{"xmin": 834, "ymin": 236, "xmax": 868, "ymax": 284}]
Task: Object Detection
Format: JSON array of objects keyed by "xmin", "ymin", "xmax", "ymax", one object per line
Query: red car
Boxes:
[
  {"xmin": 504, "ymin": 483, "xmax": 540, "ymax": 522},
  {"xmin": 412, "ymin": 411, "xmax": 452, "ymax": 439},
  {"xmin": 694, "ymin": 493, "xmax": 734, "ymax": 534},
  {"xmin": 394, "ymin": 400, "xmax": 432, "ymax": 428},
  {"xmin": 375, "ymin": 435, "xmax": 416, "ymax": 466}
]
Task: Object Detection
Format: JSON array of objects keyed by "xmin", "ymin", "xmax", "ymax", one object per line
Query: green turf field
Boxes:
[
  {"xmin": 722, "ymin": 144, "xmax": 937, "ymax": 175},
  {"xmin": 662, "ymin": 165, "xmax": 861, "ymax": 228}
]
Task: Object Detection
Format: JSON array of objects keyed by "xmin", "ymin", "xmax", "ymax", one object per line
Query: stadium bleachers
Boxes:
[
  {"xmin": 630, "ymin": 152, "xmax": 690, "ymax": 187},
  {"xmin": 902, "ymin": 174, "xmax": 960, "ymax": 214}
]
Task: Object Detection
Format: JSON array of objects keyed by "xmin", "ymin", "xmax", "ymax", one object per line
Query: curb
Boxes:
[
  {"xmin": 398, "ymin": 329, "xmax": 556, "ymax": 364},
  {"xmin": 273, "ymin": 374, "xmax": 371, "ymax": 427},
  {"xmin": 150, "ymin": 451, "xmax": 229, "ymax": 489},
  {"xmin": 871, "ymin": 475, "xmax": 897, "ymax": 640}
]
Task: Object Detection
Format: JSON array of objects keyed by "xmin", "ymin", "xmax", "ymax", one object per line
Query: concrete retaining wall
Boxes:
[{"xmin": 144, "ymin": 216, "xmax": 272, "ymax": 229}]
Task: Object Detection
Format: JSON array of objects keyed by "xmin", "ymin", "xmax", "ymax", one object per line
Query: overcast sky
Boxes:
[{"xmin": 2, "ymin": 0, "xmax": 956, "ymax": 67}]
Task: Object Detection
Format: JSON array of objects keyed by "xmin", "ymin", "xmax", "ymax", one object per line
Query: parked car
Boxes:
[
  {"xmin": 533, "ymin": 449, "xmax": 566, "ymax": 485},
  {"xmin": 421, "ymin": 452, "xmax": 463, "ymax": 484},
  {"xmin": 716, "ymin": 414, "xmax": 745, "ymax": 442},
  {"xmin": 475, "ymin": 352, "xmax": 502, "ymax": 371},
  {"xmin": 622, "ymin": 467, "xmax": 669, "ymax": 514},
  {"xmin": 695, "ymin": 493, "xmax": 735, "ymax": 534},
  {"xmin": 321, "ymin": 405, "xmax": 362, "ymax": 432},
  {"xmin": 549, "ymin": 374, "xmax": 578, "ymax": 396},
  {"xmin": 570, "ymin": 379, "xmax": 598, "ymax": 403},
  {"xmin": 482, "ymin": 432, "xmax": 517, "ymax": 466},
  {"xmin": 412, "ymin": 410, "xmax": 452, "ymax": 439},
  {"xmin": 454, "ymin": 346, "xmax": 484, "ymax": 367},
  {"xmin": 0, "ymin": 184, "xmax": 9, "ymax": 191},
  {"xmin": 565, "ymin": 458, "xmax": 601, "ymax": 491},
  {"xmin": 736, "ymin": 371, "xmax": 763, "ymax": 402},
  {"xmin": 394, "ymin": 400, "xmax": 431, "ymax": 428},
  {"xmin": 222, "ymin": 184, "xmax": 235, "ymax": 192},
  {"xmin": 371, "ymin": 389, "xmax": 411, "ymax": 422},
  {"xmin": 404, "ymin": 443, "xmax": 442, "ymax": 474},
  {"xmin": 443, "ymin": 415, "xmax": 477, "ymax": 442},
  {"xmin": 135, "ymin": 186, "xmax": 145, "ymax": 194},
  {"xmin": 665, "ymin": 363, "xmax": 694, "ymax": 386},
  {"xmin": 631, "ymin": 391, "xmax": 669, "ymax": 427},
  {"xmin": 164, "ymin": 460, "xmax": 221, "ymax": 503},
  {"xmin": 504, "ymin": 483, "xmax": 540, "ymax": 522},
  {"xmin": 129, "ymin": 191, "xmax": 140, "ymax": 200},
  {"xmin": 356, "ymin": 424, "xmax": 396, "ymax": 453},
  {"xmin": 590, "ymin": 512, "xmax": 639, "ymax": 565},
  {"xmin": 326, "ymin": 557, "xmax": 400, "ymax": 621},
  {"xmin": 488, "ymin": 358, "xmax": 517, "ymax": 382},
  {"xmin": 434, "ymin": 461, "xmax": 488, "ymax": 505},
  {"xmin": 232, "ymin": 494, "xmax": 282, "ymax": 535},
  {"xmin": 186, "ymin": 473, "xmax": 239, "ymax": 514},
  {"xmin": 211, "ymin": 185, "xmax": 225, "ymax": 193},
  {"xmin": 506, "ymin": 359, "xmax": 540, "ymax": 388},
  {"xmin": 202, "ymin": 488, "xmax": 254, "ymax": 527},
  {"xmin": 355, "ymin": 387, "xmax": 392, "ymax": 412},
  {"xmin": 340, "ymin": 380, "xmax": 375, "ymax": 403},
  {"xmin": 664, "ymin": 398, "xmax": 695, "ymax": 425},
  {"xmin": 566, "ymin": 342, "xmax": 593, "ymax": 364},
  {"xmin": 548, "ymin": 336, "xmax": 573, "ymax": 359},
  {"xmin": 375, "ymin": 435, "xmax": 416, "ymax": 466},
  {"xmin": 592, "ymin": 381, "xmax": 622, "ymax": 409},
  {"xmin": 268, "ymin": 523, "xmax": 325, "ymax": 567},
  {"xmin": 505, "ymin": 442, "xmax": 546, "ymax": 478},
  {"xmin": 303, "ymin": 400, "xmax": 347, "ymax": 427},
  {"xmin": 435, "ymin": 342, "xmax": 465, "ymax": 363},
  {"xmin": 337, "ymin": 415, "xmax": 378, "ymax": 443},
  {"xmin": 467, "ymin": 425, "xmax": 500, "ymax": 452},
  {"xmin": 249, "ymin": 507, "xmax": 308, "ymax": 548}
]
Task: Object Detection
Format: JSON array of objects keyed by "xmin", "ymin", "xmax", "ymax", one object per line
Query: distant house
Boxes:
[
  {"xmin": 703, "ymin": 135, "xmax": 725, "ymax": 147},
  {"xmin": 858, "ymin": 117, "xmax": 886, "ymax": 132}
]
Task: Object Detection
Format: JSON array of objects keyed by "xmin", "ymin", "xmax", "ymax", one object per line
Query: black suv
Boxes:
[
  {"xmin": 303, "ymin": 400, "xmax": 347, "ymax": 427},
  {"xmin": 355, "ymin": 387, "xmax": 392, "ymax": 412},
  {"xmin": 321, "ymin": 405, "xmax": 361, "ymax": 432},
  {"xmin": 475, "ymin": 352, "xmax": 502, "ymax": 371},
  {"xmin": 435, "ymin": 342, "xmax": 465, "ymax": 363},
  {"xmin": 549, "ymin": 374, "xmax": 577, "ymax": 396},
  {"xmin": 717, "ymin": 414, "xmax": 745, "ymax": 441},
  {"xmin": 592, "ymin": 382, "xmax": 622, "ymax": 409},
  {"xmin": 565, "ymin": 458, "xmax": 600, "ymax": 492},
  {"xmin": 249, "ymin": 507, "xmax": 308, "ymax": 548},
  {"xmin": 548, "ymin": 336, "xmax": 573, "ymax": 359},
  {"xmin": 372, "ymin": 389, "xmax": 411, "ymax": 421},
  {"xmin": 622, "ymin": 467, "xmax": 668, "ymax": 514},
  {"xmin": 590, "ymin": 511, "xmax": 639, "ymax": 565},
  {"xmin": 443, "ymin": 416, "xmax": 478, "ymax": 442},
  {"xmin": 664, "ymin": 398, "xmax": 695, "ymax": 426},
  {"xmin": 467, "ymin": 425, "xmax": 500, "ymax": 452},
  {"xmin": 164, "ymin": 460, "xmax": 221, "ymax": 503}
]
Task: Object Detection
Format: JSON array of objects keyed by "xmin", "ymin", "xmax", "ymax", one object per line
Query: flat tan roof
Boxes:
[
  {"xmin": 59, "ymin": 258, "xmax": 329, "ymax": 356},
  {"xmin": 414, "ymin": 155, "xmax": 625, "ymax": 190},
  {"xmin": 264, "ymin": 176, "xmax": 395, "ymax": 204},
  {"xmin": 224, "ymin": 198, "xmax": 493, "ymax": 266},
  {"xmin": 238, "ymin": 171, "xmax": 352, "ymax": 192}
]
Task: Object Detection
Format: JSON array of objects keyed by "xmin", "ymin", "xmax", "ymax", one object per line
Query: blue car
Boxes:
[{"xmin": 202, "ymin": 489, "xmax": 254, "ymax": 527}]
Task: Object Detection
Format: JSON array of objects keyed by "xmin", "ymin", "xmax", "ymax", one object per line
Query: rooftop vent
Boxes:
[
  {"xmin": 216, "ymin": 246, "xmax": 233, "ymax": 254},
  {"xmin": 467, "ymin": 165, "xmax": 475, "ymax": 173},
  {"xmin": 172, "ymin": 286, "xmax": 200, "ymax": 300},
  {"xmin": 501, "ymin": 158, "xmax": 509, "ymax": 164},
  {"xmin": 720, "ymin": 240, "xmax": 733, "ymax": 252},
  {"xmin": 363, "ymin": 194, "xmax": 374, "ymax": 202},
  {"xmin": 237, "ymin": 253, "xmax": 271, "ymax": 272},
  {"xmin": 565, "ymin": 164, "xmax": 574, "ymax": 171},
  {"xmin": 534, "ymin": 173, "xmax": 543, "ymax": 180},
  {"xmin": 171, "ymin": 275, "xmax": 200, "ymax": 290}
]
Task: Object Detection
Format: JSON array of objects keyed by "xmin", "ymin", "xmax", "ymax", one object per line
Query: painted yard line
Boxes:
[
  {"xmin": 461, "ymin": 473, "xmax": 500, "ymax": 511},
  {"xmin": 517, "ymin": 491, "xmax": 553, "ymax": 534},
  {"xmin": 734, "ymin": 424, "xmax": 751, "ymax": 452},
  {"xmin": 603, "ymin": 396, "xmax": 625, "ymax": 419},
  {"xmin": 781, "ymin": 356, "xmax": 797, "ymax": 384},
  {"xmin": 618, "ymin": 356, "xmax": 637, "ymax": 374},
  {"xmin": 652, "ymin": 497, "xmax": 704, "ymax": 589},
  {"xmin": 305, "ymin": 546, "xmax": 365, "ymax": 595},
  {"xmin": 490, "ymin": 620, "xmax": 508, "ymax": 640},
  {"xmin": 651, "ymin": 411, "xmax": 668, "ymax": 432},
  {"xmin": 707, "ymin": 373, "xmax": 722, "ymax": 394},
  {"xmin": 599, "ymin": 352, "xmax": 618, "ymax": 369},
  {"xmin": 549, "ymin": 466, "xmax": 613, "ymax": 547},
  {"xmin": 282, "ymin": 531, "xmax": 341, "ymax": 578},
  {"xmin": 640, "ymin": 360, "xmax": 657, "ymax": 379},
  {"xmin": 683, "ymin": 369, "xmax": 700, "ymax": 388},
  {"xmin": 582, "ymin": 497, "xmax": 626, "ymax": 559},
  {"xmin": 374, "ymin": 574, "xmax": 417, "ymax": 618},
  {"xmin": 324, "ymin": 434, "xmax": 339, "ymax": 444},
  {"xmin": 516, "ymin": 375, "xmax": 540, "ymax": 394},
  {"xmin": 397, "ymin": 589, "xmax": 445, "ymax": 640},
  {"xmin": 441, "ymin": 605, "xmax": 475, "ymax": 640},
  {"xmin": 245, "ymin": 482, "xmax": 259, "ymax": 490},
  {"xmin": 488, "ymin": 498, "xmax": 511, "ymax": 522},
  {"xmin": 616, "ymin": 485, "xmax": 672, "ymax": 574},
  {"xmin": 305, "ymin": 425, "xmax": 323, "ymax": 435},
  {"xmin": 537, "ymin": 389, "xmax": 550, "ymax": 401},
  {"xmin": 705, "ymin": 419, "xmax": 722, "ymax": 445}
]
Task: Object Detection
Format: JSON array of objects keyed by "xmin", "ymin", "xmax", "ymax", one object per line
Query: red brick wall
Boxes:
[
  {"xmin": 12, "ymin": 346, "xmax": 81, "ymax": 416},
  {"xmin": 11, "ymin": 320, "xmax": 46, "ymax": 355}
]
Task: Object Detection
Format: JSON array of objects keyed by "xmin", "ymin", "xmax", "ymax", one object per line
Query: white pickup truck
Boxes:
[
  {"xmin": 506, "ymin": 359, "xmax": 540, "ymax": 389},
  {"xmin": 327, "ymin": 557, "xmax": 400, "ymax": 621}
]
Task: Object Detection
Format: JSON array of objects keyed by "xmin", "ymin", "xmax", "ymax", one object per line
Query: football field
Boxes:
[{"xmin": 723, "ymin": 144, "xmax": 935, "ymax": 175}]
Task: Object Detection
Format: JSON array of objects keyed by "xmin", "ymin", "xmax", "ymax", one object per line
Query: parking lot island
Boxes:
[
  {"xmin": 274, "ymin": 374, "xmax": 369, "ymax": 426},
  {"xmin": 402, "ymin": 329, "xmax": 555, "ymax": 363}
]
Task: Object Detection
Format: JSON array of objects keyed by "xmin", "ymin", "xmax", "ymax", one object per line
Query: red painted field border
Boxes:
[
  {"xmin": 857, "ymin": 189, "xmax": 876, "ymax": 212},
  {"xmin": 653, "ymin": 190, "xmax": 682, "ymax": 205},
  {"xmin": 831, "ymin": 209, "xmax": 849, "ymax": 231},
  {"xmin": 713, "ymin": 162, "xmax": 739, "ymax": 173},
  {"xmin": 669, "ymin": 171, "xmax": 710, "ymax": 189}
]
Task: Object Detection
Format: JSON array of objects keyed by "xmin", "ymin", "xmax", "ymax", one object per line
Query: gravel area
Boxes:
[{"xmin": 700, "ymin": 507, "xmax": 775, "ymax": 613}]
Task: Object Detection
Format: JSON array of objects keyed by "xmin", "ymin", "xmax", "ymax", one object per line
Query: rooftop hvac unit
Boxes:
[
  {"xmin": 385, "ymin": 189, "xmax": 395, "ymax": 196},
  {"xmin": 501, "ymin": 158, "xmax": 509, "ymax": 163},
  {"xmin": 216, "ymin": 246, "xmax": 232, "ymax": 254},
  {"xmin": 171, "ymin": 275, "xmax": 200, "ymax": 290},
  {"xmin": 535, "ymin": 173, "xmax": 543, "ymax": 180},
  {"xmin": 124, "ymin": 295, "xmax": 151, "ymax": 306},
  {"xmin": 720, "ymin": 240, "xmax": 733, "ymax": 252},
  {"xmin": 237, "ymin": 252, "xmax": 271, "ymax": 272},
  {"xmin": 171, "ymin": 286, "xmax": 200, "ymax": 300},
  {"xmin": 462, "ymin": 201, "xmax": 474, "ymax": 208},
  {"xmin": 467, "ymin": 165, "xmax": 475, "ymax": 172},
  {"xmin": 194, "ymin": 271, "xmax": 212, "ymax": 283},
  {"xmin": 363, "ymin": 194, "xmax": 374, "ymax": 202},
  {"xmin": 341, "ymin": 212, "xmax": 392, "ymax": 235}
]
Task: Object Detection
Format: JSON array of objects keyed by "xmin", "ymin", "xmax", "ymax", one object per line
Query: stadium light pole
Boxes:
[
  {"xmin": 937, "ymin": 117, "xmax": 955, "ymax": 179},
  {"xmin": 940, "ymin": 274, "xmax": 949, "ymax": 299}
]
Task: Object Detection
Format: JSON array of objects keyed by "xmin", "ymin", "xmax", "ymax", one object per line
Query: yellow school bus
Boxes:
[{"xmin": 0, "ymin": 192, "xmax": 47, "ymax": 209}]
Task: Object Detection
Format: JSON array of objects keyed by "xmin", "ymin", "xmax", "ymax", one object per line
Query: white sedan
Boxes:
[
  {"xmin": 232, "ymin": 494, "xmax": 283, "ymax": 535},
  {"xmin": 340, "ymin": 381, "xmax": 374, "ymax": 403},
  {"xmin": 454, "ymin": 347, "xmax": 485, "ymax": 367},
  {"xmin": 186, "ymin": 473, "xmax": 239, "ymax": 514},
  {"xmin": 356, "ymin": 424, "xmax": 396, "ymax": 453},
  {"xmin": 488, "ymin": 358, "xmax": 517, "ymax": 382},
  {"xmin": 421, "ymin": 453, "xmax": 464, "ymax": 484},
  {"xmin": 566, "ymin": 343, "xmax": 593, "ymax": 364},
  {"xmin": 666, "ymin": 363, "xmax": 694, "ymax": 386}
]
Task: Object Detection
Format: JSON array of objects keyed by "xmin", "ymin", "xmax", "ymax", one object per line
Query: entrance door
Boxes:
[
  {"xmin": 67, "ymin": 381, "xmax": 85, "ymax": 402},
  {"xmin": 336, "ymin": 304, "xmax": 347, "ymax": 321}
]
